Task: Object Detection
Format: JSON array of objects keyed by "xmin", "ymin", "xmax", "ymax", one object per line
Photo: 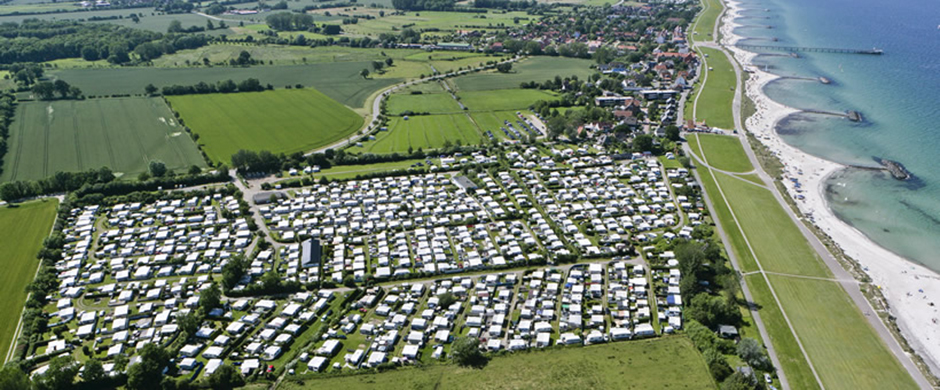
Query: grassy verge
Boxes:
[
  {"xmin": 695, "ymin": 47, "xmax": 736, "ymax": 129},
  {"xmin": 280, "ymin": 336, "xmax": 716, "ymax": 390},
  {"xmin": 0, "ymin": 200, "xmax": 58, "ymax": 360},
  {"xmin": 695, "ymin": 134, "xmax": 753, "ymax": 173}
]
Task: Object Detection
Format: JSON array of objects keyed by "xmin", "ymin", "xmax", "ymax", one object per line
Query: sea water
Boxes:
[{"xmin": 731, "ymin": 0, "xmax": 940, "ymax": 268}]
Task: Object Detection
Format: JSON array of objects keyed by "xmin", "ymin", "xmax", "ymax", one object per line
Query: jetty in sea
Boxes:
[
  {"xmin": 846, "ymin": 110, "xmax": 862, "ymax": 122},
  {"xmin": 733, "ymin": 44, "xmax": 884, "ymax": 55},
  {"xmin": 879, "ymin": 159, "xmax": 911, "ymax": 181}
]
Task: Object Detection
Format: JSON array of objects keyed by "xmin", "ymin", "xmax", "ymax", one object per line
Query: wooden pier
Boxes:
[{"xmin": 733, "ymin": 44, "xmax": 883, "ymax": 55}]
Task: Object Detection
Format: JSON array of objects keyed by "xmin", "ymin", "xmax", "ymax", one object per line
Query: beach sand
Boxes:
[{"xmin": 720, "ymin": 0, "xmax": 940, "ymax": 377}]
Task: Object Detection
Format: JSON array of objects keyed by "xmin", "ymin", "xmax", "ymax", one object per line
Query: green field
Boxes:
[
  {"xmin": 0, "ymin": 200, "xmax": 57, "ymax": 361},
  {"xmin": 690, "ymin": 134, "xmax": 918, "ymax": 389},
  {"xmin": 387, "ymin": 93, "xmax": 462, "ymax": 115},
  {"xmin": 458, "ymin": 89, "xmax": 558, "ymax": 112},
  {"xmin": 1, "ymin": 98, "xmax": 206, "ymax": 181},
  {"xmin": 168, "ymin": 88, "xmax": 363, "ymax": 163},
  {"xmin": 338, "ymin": 10, "xmax": 534, "ymax": 37},
  {"xmin": 695, "ymin": 134, "xmax": 753, "ymax": 173},
  {"xmin": 470, "ymin": 110, "xmax": 530, "ymax": 139},
  {"xmin": 454, "ymin": 57, "xmax": 595, "ymax": 91},
  {"xmin": 690, "ymin": 0, "xmax": 723, "ymax": 43},
  {"xmin": 309, "ymin": 159, "xmax": 430, "ymax": 181},
  {"xmin": 694, "ymin": 47, "xmax": 736, "ymax": 129},
  {"xmin": 152, "ymin": 46, "xmax": 426, "ymax": 69},
  {"xmin": 352, "ymin": 114, "xmax": 481, "ymax": 154},
  {"xmin": 53, "ymin": 62, "xmax": 401, "ymax": 110},
  {"xmin": 282, "ymin": 337, "xmax": 715, "ymax": 390}
]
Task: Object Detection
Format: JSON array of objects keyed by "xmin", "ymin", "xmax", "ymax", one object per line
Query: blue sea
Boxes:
[{"xmin": 731, "ymin": 0, "xmax": 940, "ymax": 269}]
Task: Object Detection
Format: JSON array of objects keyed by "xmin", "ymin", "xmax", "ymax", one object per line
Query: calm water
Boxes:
[{"xmin": 732, "ymin": 0, "xmax": 940, "ymax": 268}]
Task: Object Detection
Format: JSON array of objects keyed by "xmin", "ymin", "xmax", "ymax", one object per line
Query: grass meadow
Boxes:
[
  {"xmin": 458, "ymin": 89, "xmax": 558, "ymax": 112},
  {"xmin": 387, "ymin": 93, "xmax": 462, "ymax": 115},
  {"xmin": 0, "ymin": 200, "xmax": 57, "ymax": 361},
  {"xmin": 694, "ymin": 47, "xmax": 736, "ymax": 129},
  {"xmin": 353, "ymin": 114, "xmax": 481, "ymax": 154},
  {"xmin": 690, "ymin": 134, "xmax": 917, "ymax": 389},
  {"xmin": 695, "ymin": 134, "xmax": 753, "ymax": 173},
  {"xmin": 281, "ymin": 337, "xmax": 715, "ymax": 390},
  {"xmin": 168, "ymin": 88, "xmax": 362, "ymax": 163},
  {"xmin": 454, "ymin": 57, "xmax": 595, "ymax": 91},
  {"xmin": 0, "ymin": 97, "xmax": 205, "ymax": 181},
  {"xmin": 690, "ymin": 0, "xmax": 723, "ymax": 43},
  {"xmin": 470, "ymin": 110, "xmax": 530, "ymax": 139},
  {"xmin": 53, "ymin": 62, "xmax": 400, "ymax": 110}
]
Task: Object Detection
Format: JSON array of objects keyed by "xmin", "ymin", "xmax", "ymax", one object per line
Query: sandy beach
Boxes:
[{"xmin": 720, "ymin": 0, "xmax": 940, "ymax": 378}]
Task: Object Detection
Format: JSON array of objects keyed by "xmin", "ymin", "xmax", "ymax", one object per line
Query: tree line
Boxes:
[
  {"xmin": 0, "ymin": 19, "xmax": 210, "ymax": 64},
  {"xmin": 152, "ymin": 77, "xmax": 269, "ymax": 96},
  {"xmin": 391, "ymin": 0, "xmax": 455, "ymax": 11},
  {"xmin": 0, "ymin": 92, "xmax": 15, "ymax": 178},
  {"xmin": 265, "ymin": 12, "xmax": 315, "ymax": 31},
  {"xmin": 30, "ymin": 79, "xmax": 82, "ymax": 100}
]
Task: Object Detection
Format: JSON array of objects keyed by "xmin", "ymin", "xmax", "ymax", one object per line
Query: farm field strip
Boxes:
[
  {"xmin": 351, "ymin": 114, "xmax": 481, "ymax": 154},
  {"xmin": 168, "ymin": 88, "xmax": 363, "ymax": 163},
  {"xmin": 454, "ymin": 57, "xmax": 595, "ymax": 92},
  {"xmin": 0, "ymin": 200, "xmax": 58, "ymax": 363},
  {"xmin": 1, "ymin": 97, "xmax": 205, "ymax": 181}
]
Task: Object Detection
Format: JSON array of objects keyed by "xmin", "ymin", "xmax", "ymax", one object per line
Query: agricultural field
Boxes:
[
  {"xmin": 52, "ymin": 62, "xmax": 400, "ymax": 110},
  {"xmin": 351, "ymin": 114, "xmax": 481, "ymax": 154},
  {"xmin": 387, "ymin": 93, "xmax": 462, "ymax": 115},
  {"xmin": 689, "ymin": 134, "xmax": 918, "ymax": 390},
  {"xmin": 454, "ymin": 57, "xmax": 595, "ymax": 91},
  {"xmin": 0, "ymin": 97, "xmax": 205, "ymax": 181},
  {"xmin": 282, "ymin": 337, "xmax": 715, "ymax": 390},
  {"xmin": 167, "ymin": 88, "xmax": 363, "ymax": 163},
  {"xmin": 694, "ymin": 134, "xmax": 753, "ymax": 173},
  {"xmin": 152, "ymin": 46, "xmax": 426, "ymax": 68},
  {"xmin": 0, "ymin": 199, "xmax": 58, "ymax": 362},
  {"xmin": 337, "ymin": 10, "xmax": 535, "ymax": 37},
  {"xmin": 308, "ymin": 158, "xmax": 433, "ymax": 181},
  {"xmin": 458, "ymin": 89, "xmax": 558, "ymax": 112},
  {"xmin": 470, "ymin": 110, "xmax": 533, "ymax": 139},
  {"xmin": 693, "ymin": 47, "xmax": 736, "ymax": 129}
]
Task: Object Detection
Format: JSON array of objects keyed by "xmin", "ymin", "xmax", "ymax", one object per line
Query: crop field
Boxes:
[
  {"xmin": 352, "ymin": 114, "xmax": 481, "ymax": 154},
  {"xmin": 0, "ymin": 98, "xmax": 205, "ymax": 181},
  {"xmin": 52, "ymin": 62, "xmax": 400, "ymax": 110},
  {"xmin": 695, "ymin": 134, "xmax": 753, "ymax": 173},
  {"xmin": 0, "ymin": 200, "xmax": 57, "ymax": 362},
  {"xmin": 153, "ymin": 46, "xmax": 426, "ymax": 68},
  {"xmin": 387, "ymin": 93, "xmax": 462, "ymax": 115},
  {"xmin": 694, "ymin": 47, "xmax": 736, "ymax": 129},
  {"xmin": 168, "ymin": 88, "xmax": 363, "ymax": 163},
  {"xmin": 454, "ymin": 57, "xmax": 595, "ymax": 91},
  {"xmin": 339, "ymin": 10, "xmax": 534, "ymax": 37},
  {"xmin": 281, "ymin": 337, "xmax": 715, "ymax": 390},
  {"xmin": 458, "ymin": 89, "xmax": 558, "ymax": 112}
]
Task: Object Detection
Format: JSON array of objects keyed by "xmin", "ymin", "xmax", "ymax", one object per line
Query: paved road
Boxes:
[{"xmin": 692, "ymin": 13, "xmax": 932, "ymax": 387}]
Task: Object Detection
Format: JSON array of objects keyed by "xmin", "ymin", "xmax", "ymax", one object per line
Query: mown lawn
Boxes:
[
  {"xmin": 0, "ymin": 200, "xmax": 57, "ymax": 361},
  {"xmin": 1, "ymin": 97, "xmax": 206, "ymax": 181},
  {"xmin": 169, "ymin": 88, "xmax": 363, "ymax": 163},
  {"xmin": 281, "ymin": 337, "xmax": 715, "ymax": 390},
  {"xmin": 454, "ymin": 57, "xmax": 595, "ymax": 92},
  {"xmin": 691, "ymin": 0, "xmax": 723, "ymax": 43},
  {"xmin": 694, "ymin": 47, "xmax": 736, "ymax": 130},
  {"xmin": 695, "ymin": 134, "xmax": 753, "ymax": 173},
  {"xmin": 767, "ymin": 275, "xmax": 917, "ymax": 390}
]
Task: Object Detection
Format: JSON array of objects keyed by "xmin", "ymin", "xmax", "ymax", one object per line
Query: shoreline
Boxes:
[{"xmin": 720, "ymin": 0, "xmax": 940, "ymax": 378}]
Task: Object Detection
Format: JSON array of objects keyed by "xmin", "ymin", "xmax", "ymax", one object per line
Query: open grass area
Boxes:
[
  {"xmin": 168, "ymin": 88, "xmax": 363, "ymax": 163},
  {"xmin": 52, "ymin": 62, "xmax": 401, "ymax": 110},
  {"xmin": 338, "ymin": 10, "xmax": 534, "ymax": 37},
  {"xmin": 743, "ymin": 274, "xmax": 821, "ymax": 390},
  {"xmin": 387, "ymin": 93, "xmax": 462, "ymax": 115},
  {"xmin": 1, "ymin": 97, "xmax": 205, "ymax": 181},
  {"xmin": 0, "ymin": 199, "xmax": 58, "ymax": 361},
  {"xmin": 454, "ymin": 57, "xmax": 595, "ymax": 91},
  {"xmin": 153, "ymin": 46, "xmax": 426, "ymax": 68},
  {"xmin": 694, "ymin": 47, "xmax": 736, "ymax": 130},
  {"xmin": 281, "ymin": 337, "xmax": 715, "ymax": 390},
  {"xmin": 692, "ymin": 131, "xmax": 917, "ymax": 389},
  {"xmin": 767, "ymin": 275, "xmax": 917, "ymax": 390},
  {"xmin": 458, "ymin": 89, "xmax": 558, "ymax": 112},
  {"xmin": 695, "ymin": 134, "xmax": 753, "ymax": 173},
  {"xmin": 690, "ymin": 0, "xmax": 723, "ymax": 43},
  {"xmin": 469, "ymin": 110, "xmax": 528, "ymax": 139},
  {"xmin": 351, "ymin": 114, "xmax": 481, "ymax": 154},
  {"xmin": 310, "ymin": 159, "xmax": 430, "ymax": 181}
]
